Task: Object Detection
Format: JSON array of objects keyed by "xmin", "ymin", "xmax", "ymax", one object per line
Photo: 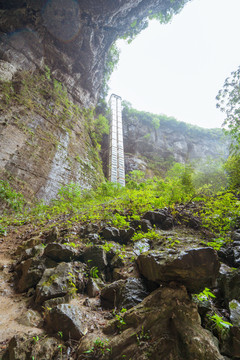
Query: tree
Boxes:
[
  {"xmin": 216, "ymin": 66, "xmax": 240, "ymax": 191},
  {"xmin": 216, "ymin": 66, "xmax": 240, "ymax": 153}
]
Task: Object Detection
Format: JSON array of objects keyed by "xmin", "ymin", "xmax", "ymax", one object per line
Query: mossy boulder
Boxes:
[
  {"xmin": 15, "ymin": 256, "xmax": 57, "ymax": 293},
  {"xmin": 35, "ymin": 262, "xmax": 76, "ymax": 304}
]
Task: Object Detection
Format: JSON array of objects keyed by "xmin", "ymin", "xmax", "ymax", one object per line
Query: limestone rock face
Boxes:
[
  {"xmin": 123, "ymin": 109, "xmax": 229, "ymax": 173},
  {"xmin": 137, "ymin": 247, "xmax": 220, "ymax": 293},
  {"xmin": 1, "ymin": 0, "xmax": 189, "ymax": 200},
  {"xmin": 0, "ymin": 0, "xmax": 188, "ymax": 105}
]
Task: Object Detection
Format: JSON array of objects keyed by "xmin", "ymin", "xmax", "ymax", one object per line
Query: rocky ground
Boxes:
[{"xmin": 0, "ymin": 207, "xmax": 240, "ymax": 359}]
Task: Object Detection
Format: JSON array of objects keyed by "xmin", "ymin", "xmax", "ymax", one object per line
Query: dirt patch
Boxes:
[{"xmin": 0, "ymin": 229, "xmax": 43, "ymax": 356}]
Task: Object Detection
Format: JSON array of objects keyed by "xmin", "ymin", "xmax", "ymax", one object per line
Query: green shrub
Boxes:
[
  {"xmin": 0, "ymin": 180, "xmax": 25, "ymax": 212},
  {"xmin": 200, "ymin": 191, "xmax": 240, "ymax": 234}
]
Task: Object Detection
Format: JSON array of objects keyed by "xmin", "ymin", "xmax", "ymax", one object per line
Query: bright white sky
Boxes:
[{"xmin": 108, "ymin": 0, "xmax": 240, "ymax": 129}]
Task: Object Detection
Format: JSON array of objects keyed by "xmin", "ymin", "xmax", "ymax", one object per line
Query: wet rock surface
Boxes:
[
  {"xmin": 46, "ymin": 304, "xmax": 88, "ymax": 340},
  {"xmin": 44, "ymin": 242, "xmax": 82, "ymax": 262},
  {"xmin": 229, "ymin": 299, "xmax": 240, "ymax": 326},
  {"xmin": 101, "ymin": 277, "xmax": 149, "ymax": 310},
  {"xmin": 15, "ymin": 256, "xmax": 57, "ymax": 293},
  {"xmin": 217, "ymin": 264, "xmax": 240, "ymax": 305},
  {"xmin": 83, "ymin": 245, "xmax": 107, "ymax": 271},
  {"xmin": 101, "ymin": 226, "xmax": 135, "ymax": 244},
  {"xmin": 142, "ymin": 209, "xmax": 173, "ymax": 230},
  {"xmin": 101, "ymin": 285, "xmax": 224, "ymax": 360},
  {"xmin": 2, "ymin": 334, "xmax": 60, "ymax": 360},
  {"xmin": 137, "ymin": 247, "xmax": 220, "ymax": 293},
  {"xmin": 1, "ymin": 217, "xmax": 240, "ymax": 360},
  {"xmin": 35, "ymin": 262, "xmax": 76, "ymax": 304}
]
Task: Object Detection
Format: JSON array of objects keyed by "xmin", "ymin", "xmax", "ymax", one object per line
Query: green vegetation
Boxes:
[
  {"xmin": 119, "ymin": 0, "xmax": 189, "ymax": 44},
  {"xmin": 114, "ymin": 308, "xmax": 127, "ymax": 332},
  {"xmin": 89, "ymin": 266, "xmax": 99, "ymax": 279},
  {"xmin": 41, "ymin": 274, "xmax": 58, "ymax": 287},
  {"xmin": 84, "ymin": 338, "xmax": 111, "ymax": 358},
  {"xmin": 199, "ymin": 192, "xmax": 240, "ymax": 235},
  {"xmin": 0, "ymin": 180, "xmax": 25, "ymax": 213},
  {"xmin": 132, "ymin": 229, "xmax": 160, "ymax": 242},
  {"xmin": 193, "ymin": 288, "xmax": 216, "ymax": 302},
  {"xmin": 0, "ymin": 161, "xmax": 239, "ymax": 254},
  {"xmin": 67, "ymin": 272, "xmax": 77, "ymax": 297},
  {"xmin": 0, "ymin": 67, "xmax": 106, "ymax": 195},
  {"xmin": 207, "ymin": 313, "xmax": 232, "ymax": 337},
  {"xmin": 135, "ymin": 326, "xmax": 151, "ymax": 346},
  {"xmin": 1, "ymin": 65, "xmax": 240, "ymax": 254},
  {"xmin": 122, "ymin": 101, "xmax": 223, "ymax": 139},
  {"xmin": 216, "ymin": 66, "xmax": 240, "ymax": 192},
  {"xmin": 32, "ymin": 336, "xmax": 39, "ymax": 344},
  {"xmin": 216, "ymin": 65, "xmax": 240, "ymax": 154}
]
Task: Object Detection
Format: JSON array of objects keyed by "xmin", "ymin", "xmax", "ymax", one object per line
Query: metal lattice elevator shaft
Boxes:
[{"xmin": 108, "ymin": 94, "xmax": 125, "ymax": 186}]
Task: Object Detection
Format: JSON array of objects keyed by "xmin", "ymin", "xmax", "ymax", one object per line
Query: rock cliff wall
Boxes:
[
  {"xmin": 122, "ymin": 109, "xmax": 228, "ymax": 175},
  {"xmin": 0, "ymin": 0, "xmax": 189, "ymax": 200}
]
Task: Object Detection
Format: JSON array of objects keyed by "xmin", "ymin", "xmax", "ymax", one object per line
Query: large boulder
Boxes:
[
  {"xmin": 35, "ymin": 262, "xmax": 77, "ymax": 304},
  {"xmin": 101, "ymin": 227, "xmax": 120, "ymax": 241},
  {"xmin": 19, "ymin": 245, "xmax": 45, "ymax": 262},
  {"xmin": 232, "ymin": 230, "xmax": 240, "ymax": 242},
  {"xmin": 217, "ymin": 264, "xmax": 240, "ymax": 305},
  {"xmin": 87, "ymin": 278, "xmax": 104, "ymax": 298},
  {"xmin": 45, "ymin": 304, "xmax": 87, "ymax": 340},
  {"xmin": 44, "ymin": 242, "xmax": 82, "ymax": 262},
  {"xmin": 142, "ymin": 209, "xmax": 173, "ymax": 230},
  {"xmin": 100, "ymin": 285, "xmax": 224, "ymax": 360},
  {"xmin": 137, "ymin": 247, "xmax": 220, "ymax": 293},
  {"xmin": 83, "ymin": 245, "xmax": 107, "ymax": 271},
  {"xmin": 16, "ymin": 310, "xmax": 42, "ymax": 328},
  {"xmin": 15, "ymin": 256, "xmax": 57, "ymax": 292},
  {"xmin": 229, "ymin": 300, "xmax": 240, "ymax": 326},
  {"xmin": 101, "ymin": 278, "xmax": 149, "ymax": 310},
  {"xmin": 221, "ymin": 326, "xmax": 240, "ymax": 359},
  {"xmin": 233, "ymin": 246, "xmax": 240, "ymax": 267},
  {"xmin": 2, "ymin": 335, "xmax": 60, "ymax": 360},
  {"xmin": 101, "ymin": 227, "xmax": 134, "ymax": 244}
]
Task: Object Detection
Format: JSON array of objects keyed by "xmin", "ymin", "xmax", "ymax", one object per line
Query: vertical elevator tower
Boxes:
[{"xmin": 108, "ymin": 94, "xmax": 125, "ymax": 186}]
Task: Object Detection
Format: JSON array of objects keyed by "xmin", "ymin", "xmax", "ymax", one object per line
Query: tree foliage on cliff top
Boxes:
[
  {"xmin": 216, "ymin": 65, "xmax": 240, "ymax": 191},
  {"xmin": 216, "ymin": 65, "xmax": 240, "ymax": 153},
  {"xmin": 120, "ymin": 0, "xmax": 190, "ymax": 43},
  {"xmin": 122, "ymin": 101, "xmax": 224, "ymax": 138}
]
